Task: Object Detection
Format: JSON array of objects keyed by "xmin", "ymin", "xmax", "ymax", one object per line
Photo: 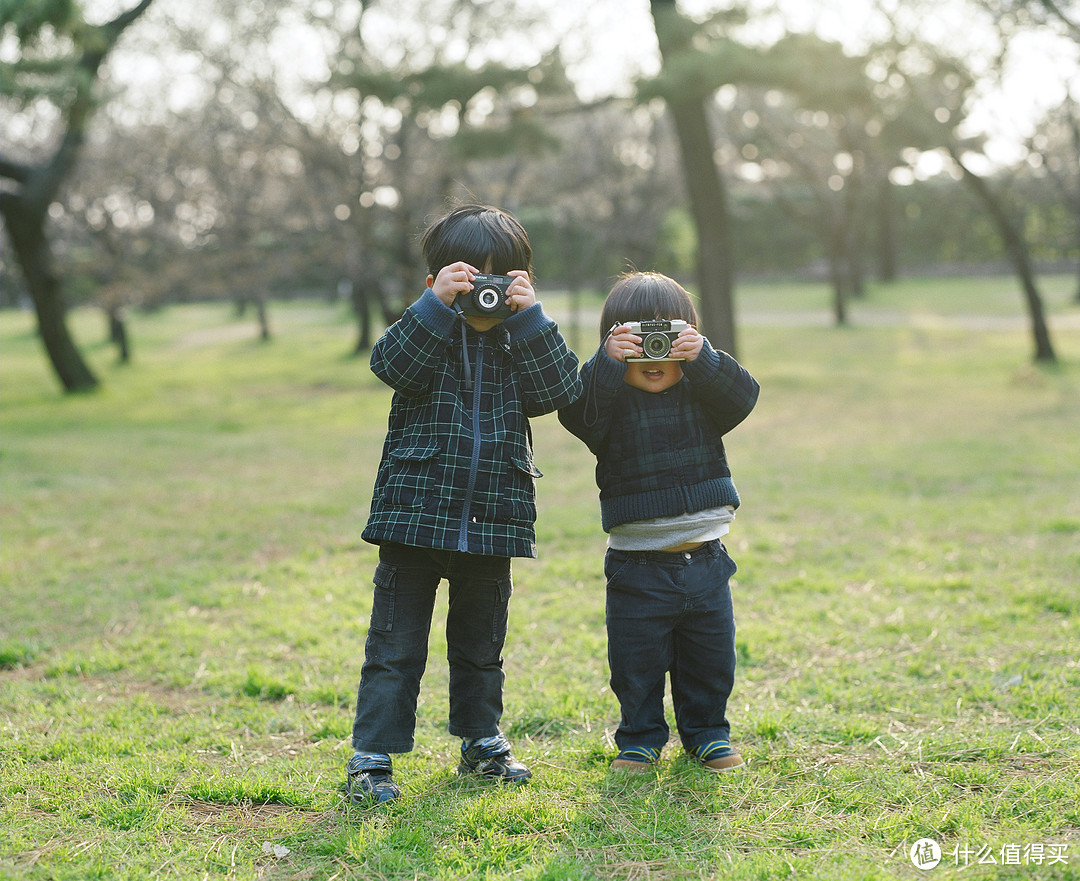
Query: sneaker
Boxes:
[
  {"xmin": 458, "ymin": 733, "xmax": 532, "ymax": 784},
  {"xmin": 345, "ymin": 752, "xmax": 401, "ymax": 804},
  {"xmin": 611, "ymin": 745, "xmax": 661, "ymax": 772},
  {"xmin": 687, "ymin": 740, "xmax": 743, "ymax": 771}
]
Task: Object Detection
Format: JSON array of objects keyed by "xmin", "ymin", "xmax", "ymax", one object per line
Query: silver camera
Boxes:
[{"xmin": 625, "ymin": 319, "xmax": 689, "ymax": 360}]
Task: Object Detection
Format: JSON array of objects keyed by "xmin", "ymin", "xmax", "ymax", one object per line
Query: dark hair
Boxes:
[
  {"xmin": 599, "ymin": 272, "xmax": 699, "ymax": 340},
  {"xmin": 420, "ymin": 204, "xmax": 533, "ymax": 279}
]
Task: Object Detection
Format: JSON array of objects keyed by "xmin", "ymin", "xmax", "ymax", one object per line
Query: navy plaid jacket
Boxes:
[
  {"xmin": 558, "ymin": 342, "xmax": 759, "ymax": 532},
  {"xmin": 361, "ymin": 289, "xmax": 581, "ymax": 558}
]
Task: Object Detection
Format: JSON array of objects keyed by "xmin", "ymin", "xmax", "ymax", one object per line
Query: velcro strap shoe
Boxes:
[
  {"xmin": 458, "ymin": 734, "xmax": 532, "ymax": 784},
  {"xmin": 345, "ymin": 752, "xmax": 401, "ymax": 804}
]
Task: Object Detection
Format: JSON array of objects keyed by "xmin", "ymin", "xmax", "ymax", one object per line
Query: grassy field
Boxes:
[{"xmin": 2, "ymin": 276, "xmax": 1079, "ymax": 880}]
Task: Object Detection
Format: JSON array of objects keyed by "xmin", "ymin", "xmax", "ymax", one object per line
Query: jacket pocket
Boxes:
[
  {"xmin": 383, "ymin": 444, "xmax": 441, "ymax": 508},
  {"xmin": 499, "ymin": 455, "xmax": 542, "ymax": 524}
]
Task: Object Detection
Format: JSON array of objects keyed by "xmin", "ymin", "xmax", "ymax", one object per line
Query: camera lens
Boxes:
[
  {"xmin": 476, "ymin": 286, "xmax": 501, "ymax": 311},
  {"xmin": 642, "ymin": 332, "xmax": 670, "ymax": 359}
]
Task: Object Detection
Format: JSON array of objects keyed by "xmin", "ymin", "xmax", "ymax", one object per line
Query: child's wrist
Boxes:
[{"xmin": 414, "ymin": 288, "xmax": 458, "ymax": 336}]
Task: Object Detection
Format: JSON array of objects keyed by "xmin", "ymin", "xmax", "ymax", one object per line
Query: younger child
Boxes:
[
  {"xmin": 558, "ymin": 272, "xmax": 759, "ymax": 772},
  {"xmin": 346, "ymin": 205, "xmax": 581, "ymax": 804}
]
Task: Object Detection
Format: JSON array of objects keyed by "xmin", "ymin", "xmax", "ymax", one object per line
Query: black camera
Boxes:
[
  {"xmin": 625, "ymin": 319, "xmax": 689, "ymax": 360},
  {"xmin": 459, "ymin": 273, "xmax": 514, "ymax": 319}
]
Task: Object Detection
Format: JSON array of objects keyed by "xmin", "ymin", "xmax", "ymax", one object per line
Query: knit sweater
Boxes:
[
  {"xmin": 362, "ymin": 288, "xmax": 581, "ymax": 558},
  {"xmin": 558, "ymin": 341, "xmax": 759, "ymax": 532}
]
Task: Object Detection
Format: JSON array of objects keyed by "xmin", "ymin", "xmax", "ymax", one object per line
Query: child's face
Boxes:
[
  {"xmin": 464, "ymin": 313, "xmax": 502, "ymax": 333},
  {"xmin": 623, "ymin": 359, "xmax": 683, "ymax": 393}
]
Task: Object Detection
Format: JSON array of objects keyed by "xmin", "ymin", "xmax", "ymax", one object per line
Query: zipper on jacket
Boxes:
[{"xmin": 458, "ymin": 336, "xmax": 485, "ymax": 551}]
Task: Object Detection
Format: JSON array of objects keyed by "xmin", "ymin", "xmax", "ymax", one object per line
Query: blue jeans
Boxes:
[
  {"xmin": 351, "ymin": 542, "xmax": 513, "ymax": 753},
  {"xmin": 604, "ymin": 539, "xmax": 737, "ymax": 754}
]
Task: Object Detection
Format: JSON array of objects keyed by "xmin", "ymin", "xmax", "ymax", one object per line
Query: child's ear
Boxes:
[{"xmin": 426, "ymin": 274, "xmax": 434, "ymax": 288}]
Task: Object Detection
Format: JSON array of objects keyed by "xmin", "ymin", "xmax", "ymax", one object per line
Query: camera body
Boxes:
[
  {"xmin": 624, "ymin": 318, "xmax": 689, "ymax": 360},
  {"xmin": 459, "ymin": 273, "xmax": 514, "ymax": 319}
]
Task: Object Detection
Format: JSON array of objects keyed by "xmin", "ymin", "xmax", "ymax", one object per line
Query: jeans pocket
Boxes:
[
  {"xmin": 604, "ymin": 552, "xmax": 635, "ymax": 589},
  {"xmin": 370, "ymin": 562, "xmax": 397, "ymax": 632}
]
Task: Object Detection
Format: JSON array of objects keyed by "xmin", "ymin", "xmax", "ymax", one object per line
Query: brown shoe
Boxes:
[
  {"xmin": 611, "ymin": 758, "xmax": 654, "ymax": 772},
  {"xmin": 687, "ymin": 742, "xmax": 744, "ymax": 771},
  {"xmin": 611, "ymin": 746, "xmax": 660, "ymax": 772},
  {"xmin": 701, "ymin": 751, "xmax": 743, "ymax": 771}
]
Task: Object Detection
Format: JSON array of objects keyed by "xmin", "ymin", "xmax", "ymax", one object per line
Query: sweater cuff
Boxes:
[
  {"xmin": 412, "ymin": 288, "xmax": 458, "ymax": 338},
  {"xmin": 502, "ymin": 301, "xmax": 550, "ymax": 341},
  {"xmin": 680, "ymin": 341, "xmax": 721, "ymax": 383},
  {"xmin": 591, "ymin": 348, "xmax": 628, "ymax": 390}
]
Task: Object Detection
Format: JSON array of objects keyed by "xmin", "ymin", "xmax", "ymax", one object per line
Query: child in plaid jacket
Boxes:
[{"xmin": 345, "ymin": 205, "xmax": 580, "ymax": 804}]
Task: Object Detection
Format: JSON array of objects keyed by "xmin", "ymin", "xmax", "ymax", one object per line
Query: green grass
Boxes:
[{"xmin": 2, "ymin": 277, "xmax": 1079, "ymax": 880}]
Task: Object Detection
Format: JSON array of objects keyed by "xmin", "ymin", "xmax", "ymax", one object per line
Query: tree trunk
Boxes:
[
  {"xmin": 953, "ymin": 151, "xmax": 1056, "ymax": 363},
  {"xmin": 255, "ymin": 296, "xmax": 271, "ymax": 341},
  {"xmin": 351, "ymin": 279, "xmax": 373, "ymax": 355},
  {"xmin": 108, "ymin": 306, "xmax": 131, "ymax": 363},
  {"xmin": 0, "ymin": 196, "xmax": 98, "ymax": 391},
  {"xmin": 825, "ymin": 238, "xmax": 850, "ymax": 327},
  {"xmin": 1073, "ymin": 229, "xmax": 1080, "ymax": 303},
  {"xmin": 0, "ymin": 0, "xmax": 154, "ymax": 392},
  {"xmin": 876, "ymin": 174, "xmax": 898, "ymax": 283},
  {"xmin": 649, "ymin": 0, "xmax": 737, "ymax": 357}
]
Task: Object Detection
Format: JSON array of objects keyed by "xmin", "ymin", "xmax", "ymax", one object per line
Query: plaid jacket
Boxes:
[
  {"xmin": 558, "ymin": 342, "xmax": 759, "ymax": 532},
  {"xmin": 361, "ymin": 289, "xmax": 581, "ymax": 558}
]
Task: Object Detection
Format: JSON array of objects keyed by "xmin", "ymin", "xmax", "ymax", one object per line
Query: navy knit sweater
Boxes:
[{"xmin": 558, "ymin": 341, "xmax": 759, "ymax": 532}]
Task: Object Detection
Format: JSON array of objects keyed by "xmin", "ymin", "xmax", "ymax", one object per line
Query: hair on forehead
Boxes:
[
  {"xmin": 420, "ymin": 204, "xmax": 533, "ymax": 278},
  {"xmin": 599, "ymin": 272, "xmax": 699, "ymax": 340}
]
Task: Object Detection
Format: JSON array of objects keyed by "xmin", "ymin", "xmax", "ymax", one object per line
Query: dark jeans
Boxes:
[
  {"xmin": 604, "ymin": 539, "xmax": 737, "ymax": 754},
  {"xmin": 351, "ymin": 542, "xmax": 513, "ymax": 753}
]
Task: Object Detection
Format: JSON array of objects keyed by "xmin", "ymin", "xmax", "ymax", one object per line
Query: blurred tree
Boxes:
[
  {"xmin": 330, "ymin": 0, "xmax": 569, "ymax": 319},
  {"xmin": 642, "ymin": 6, "xmax": 894, "ymax": 345},
  {"xmin": 0, "ymin": 0, "xmax": 154, "ymax": 391},
  {"xmin": 979, "ymin": 0, "xmax": 1080, "ymax": 299},
  {"xmin": 1026, "ymin": 98, "xmax": 1080, "ymax": 299},
  {"xmin": 876, "ymin": 37, "xmax": 1057, "ymax": 361},
  {"xmin": 645, "ymin": 0, "xmax": 744, "ymax": 354},
  {"xmin": 724, "ymin": 91, "xmax": 867, "ymax": 325},
  {"xmin": 979, "ymin": 0, "xmax": 1080, "ymax": 38},
  {"xmin": 513, "ymin": 101, "xmax": 683, "ymax": 349}
]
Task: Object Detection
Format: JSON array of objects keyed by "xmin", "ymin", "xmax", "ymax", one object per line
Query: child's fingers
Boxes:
[
  {"xmin": 606, "ymin": 328, "xmax": 643, "ymax": 360},
  {"xmin": 671, "ymin": 328, "xmax": 703, "ymax": 359}
]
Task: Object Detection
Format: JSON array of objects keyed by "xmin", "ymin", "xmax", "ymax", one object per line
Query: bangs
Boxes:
[
  {"xmin": 422, "ymin": 206, "xmax": 532, "ymax": 278},
  {"xmin": 599, "ymin": 273, "xmax": 698, "ymax": 339}
]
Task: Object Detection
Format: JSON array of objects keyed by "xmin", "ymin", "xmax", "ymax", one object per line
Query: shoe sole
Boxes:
[
  {"xmin": 457, "ymin": 765, "xmax": 532, "ymax": 784},
  {"xmin": 610, "ymin": 759, "xmax": 654, "ymax": 773},
  {"xmin": 701, "ymin": 755, "xmax": 744, "ymax": 771}
]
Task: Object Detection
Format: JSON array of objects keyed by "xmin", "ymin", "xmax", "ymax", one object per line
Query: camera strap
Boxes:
[{"xmin": 452, "ymin": 299, "xmax": 473, "ymax": 391}]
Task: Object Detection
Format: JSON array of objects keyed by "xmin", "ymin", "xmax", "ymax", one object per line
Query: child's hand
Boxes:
[
  {"xmin": 670, "ymin": 325, "xmax": 704, "ymax": 361},
  {"xmin": 504, "ymin": 270, "xmax": 536, "ymax": 313},
  {"xmin": 431, "ymin": 261, "xmax": 478, "ymax": 308},
  {"xmin": 605, "ymin": 324, "xmax": 643, "ymax": 362}
]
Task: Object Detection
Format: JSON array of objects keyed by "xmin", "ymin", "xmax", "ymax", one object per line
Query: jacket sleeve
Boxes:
[
  {"xmin": 502, "ymin": 303, "xmax": 582, "ymax": 417},
  {"xmin": 680, "ymin": 338, "xmax": 760, "ymax": 436},
  {"xmin": 369, "ymin": 289, "xmax": 456, "ymax": 397},
  {"xmin": 557, "ymin": 346, "xmax": 626, "ymax": 454}
]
